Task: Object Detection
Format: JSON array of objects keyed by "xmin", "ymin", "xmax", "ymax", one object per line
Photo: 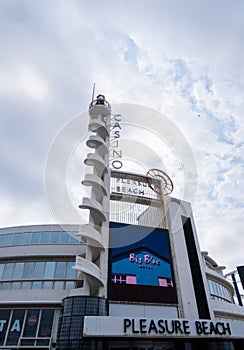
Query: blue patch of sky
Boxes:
[
  {"xmin": 2, "ymin": 1, "xmax": 27, "ymax": 22},
  {"xmin": 197, "ymin": 107, "xmax": 238, "ymax": 145},
  {"xmin": 124, "ymin": 37, "xmax": 139, "ymax": 64},
  {"xmin": 199, "ymin": 182, "xmax": 216, "ymax": 201},
  {"xmin": 213, "ymin": 115, "xmax": 238, "ymax": 145},
  {"xmin": 187, "ymin": 76, "xmax": 213, "ymax": 110},
  {"xmin": 215, "ymin": 171, "xmax": 225, "ymax": 184},
  {"xmin": 203, "ymin": 75, "xmax": 213, "ymax": 94},
  {"xmin": 235, "ymin": 141, "xmax": 244, "ymax": 149},
  {"xmin": 230, "ymin": 156, "xmax": 244, "ymax": 168},
  {"xmin": 166, "ymin": 59, "xmax": 199, "ymax": 110},
  {"xmin": 188, "ymin": 95, "xmax": 198, "ymax": 110},
  {"xmin": 230, "ymin": 143, "xmax": 244, "ymax": 166},
  {"xmin": 171, "ymin": 58, "xmax": 188, "ymax": 83},
  {"xmin": 208, "ymin": 190, "xmax": 217, "ymax": 201},
  {"xmin": 225, "ymin": 197, "xmax": 244, "ymax": 209},
  {"xmin": 168, "ymin": 62, "xmax": 214, "ymax": 116},
  {"xmin": 202, "ymin": 151, "xmax": 229, "ymax": 163}
]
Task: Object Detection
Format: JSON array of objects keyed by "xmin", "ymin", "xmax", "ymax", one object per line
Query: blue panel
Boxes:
[
  {"xmin": 109, "ymin": 222, "xmax": 177, "ymax": 303},
  {"xmin": 112, "ymin": 250, "xmax": 172, "ymax": 286}
]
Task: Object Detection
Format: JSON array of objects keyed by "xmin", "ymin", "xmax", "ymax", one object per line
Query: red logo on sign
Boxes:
[{"xmin": 28, "ymin": 315, "xmax": 37, "ymax": 326}]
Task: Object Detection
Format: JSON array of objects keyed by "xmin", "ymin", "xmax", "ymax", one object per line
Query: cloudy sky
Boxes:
[{"xmin": 0, "ymin": 0, "xmax": 243, "ymax": 275}]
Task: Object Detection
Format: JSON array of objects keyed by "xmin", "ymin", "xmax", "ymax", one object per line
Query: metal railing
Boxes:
[{"xmin": 89, "ymin": 98, "xmax": 111, "ymax": 111}]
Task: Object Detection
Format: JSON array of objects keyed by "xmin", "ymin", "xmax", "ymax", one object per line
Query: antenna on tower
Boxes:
[{"xmin": 91, "ymin": 83, "xmax": 96, "ymax": 102}]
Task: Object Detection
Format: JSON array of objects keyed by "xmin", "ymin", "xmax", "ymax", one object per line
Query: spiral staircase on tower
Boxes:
[{"xmin": 73, "ymin": 96, "xmax": 111, "ymax": 297}]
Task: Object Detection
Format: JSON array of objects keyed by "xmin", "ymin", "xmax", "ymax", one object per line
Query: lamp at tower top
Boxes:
[{"xmin": 89, "ymin": 94, "xmax": 111, "ymax": 111}]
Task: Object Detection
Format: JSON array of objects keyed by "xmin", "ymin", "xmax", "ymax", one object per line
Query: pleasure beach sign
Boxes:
[{"xmin": 83, "ymin": 316, "xmax": 243, "ymax": 339}]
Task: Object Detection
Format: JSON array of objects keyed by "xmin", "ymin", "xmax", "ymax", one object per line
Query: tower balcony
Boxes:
[
  {"xmin": 88, "ymin": 119, "xmax": 109, "ymax": 139},
  {"xmin": 82, "ymin": 174, "xmax": 108, "ymax": 202},
  {"xmin": 73, "ymin": 255, "xmax": 104, "ymax": 290},
  {"xmin": 89, "ymin": 95, "xmax": 111, "ymax": 117},
  {"xmin": 86, "ymin": 135, "xmax": 109, "ymax": 157},
  {"xmin": 84, "ymin": 153, "xmax": 109, "ymax": 176},
  {"xmin": 79, "ymin": 197, "xmax": 108, "ymax": 225},
  {"xmin": 77, "ymin": 224, "xmax": 104, "ymax": 249}
]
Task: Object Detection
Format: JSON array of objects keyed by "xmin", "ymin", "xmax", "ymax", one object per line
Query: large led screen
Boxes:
[{"xmin": 108, "ymin": 222, "xmax": 177, "ymax": 303}]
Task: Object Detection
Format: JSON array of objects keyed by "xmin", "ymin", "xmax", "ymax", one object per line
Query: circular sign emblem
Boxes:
[
  {"xmin": 146, "ymin": 168, "xmax": 174, "ymax": 195},
  {"xmin": 28, "ymin": 315, "xmax": 37, "ymax": 326}
]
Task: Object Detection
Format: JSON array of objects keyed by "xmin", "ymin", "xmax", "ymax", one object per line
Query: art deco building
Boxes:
[{"xmin": 0, "ymin": 95, "xmax": 243, "ymax": 350}]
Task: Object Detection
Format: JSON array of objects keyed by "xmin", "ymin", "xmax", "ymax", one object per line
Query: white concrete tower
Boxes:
[{"xmin": 73, "ymin": 94, "xmax": 111, "ymax": 298}]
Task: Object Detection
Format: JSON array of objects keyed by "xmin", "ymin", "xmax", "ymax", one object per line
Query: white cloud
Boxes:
[
  {"xmin": 0, "ymin": 0, "xmax": 243, "ymax": 273},
  {"xmin": 0, "ymin": 63, "xmax": 49, "ymax": 102}
]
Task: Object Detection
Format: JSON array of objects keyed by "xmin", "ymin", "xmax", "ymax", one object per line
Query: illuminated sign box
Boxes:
[
  {"xmin": 110, "ymin": 171, "xmax": 160, "ymax": 201},
  {"xmin": 83, "ymin": 317, "xmax": 244, "ymax": 339},
  {"xmin": 109, "ymin": 222, "xmax": 177, "ymax": 304}
]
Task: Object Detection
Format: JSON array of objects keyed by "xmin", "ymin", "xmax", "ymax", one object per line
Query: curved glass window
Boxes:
[
  {"xmin": 23, "ymin": 262, "xmax": 34, "ymax": 279},
  {"xmin": 40, "ymin": 231, "xmax": 50, "ymax": 244},
  {"xmin": 22, "ymin": 232, "xmax": 31, "ymax": 244},
  {"xmin": 12, "ymin": 262, "xmax": 24, "ymax": 279},
  {"xmin": 0, "ymin": 260, "xmax": 78, "ymax": 291},
  {"xmin": 55, "ymin": 262, "xmax": 66, "ymax": 279},
  {"xmin": 31, "ymin": 232, "xmax": 40, "ymax": 244},
  {"xmin": 0, "ymin": 230, "xmax": 80, "ymax": 247},
  {"xmin": 0, "ymin": 264, "xmax": 4, "ymax": 278},
  {"xmin": 66, "ymin": 261, "xmax": 77, "ymax": 279},
  {"xmin": 60, "ymin": 231, "xmax": 70, "ymax": 243},
  {"xmin": 44, "ymin": 262, "xmax": 56, "ymax": 279},
  {"xmin": 32, "ymin": 281, "xmax": 42, "ymax": 289},
  {"xmin": 207, "ymin": 278, "xmax": 233, "ymax": 303},
  {"xmin": 2, "ymin": 263, "xmax": 14, "ymax": 280},
  {"xmin": 50, "ymin": 231, "xmax": 60, "ymax": 243},
  {"xmin": 4, "ymin": 235, "xmax": 13, "ymax": 246},
  {"xmin": 13, "ymin": 233, "xmax": 22, "ymax": 245},
  {"xmin": 33, "ymin": 262, "xmax": 45, "ymax": 279}
]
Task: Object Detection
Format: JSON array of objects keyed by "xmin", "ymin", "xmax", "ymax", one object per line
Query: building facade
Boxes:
[{"xmin": 0, "ymin": 96, "xmax": 243, "ymax": 349}]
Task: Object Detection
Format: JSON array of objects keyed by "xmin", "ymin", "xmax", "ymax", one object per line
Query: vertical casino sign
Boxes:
[{"xmin": 110, "ymin": 114, "xmax": 123, "ymax": 170}]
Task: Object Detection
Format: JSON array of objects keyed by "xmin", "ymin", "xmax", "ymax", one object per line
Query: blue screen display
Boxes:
[{"xmin": 109, "ymin": 222, "xmax": 177, "ymax": 303}]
